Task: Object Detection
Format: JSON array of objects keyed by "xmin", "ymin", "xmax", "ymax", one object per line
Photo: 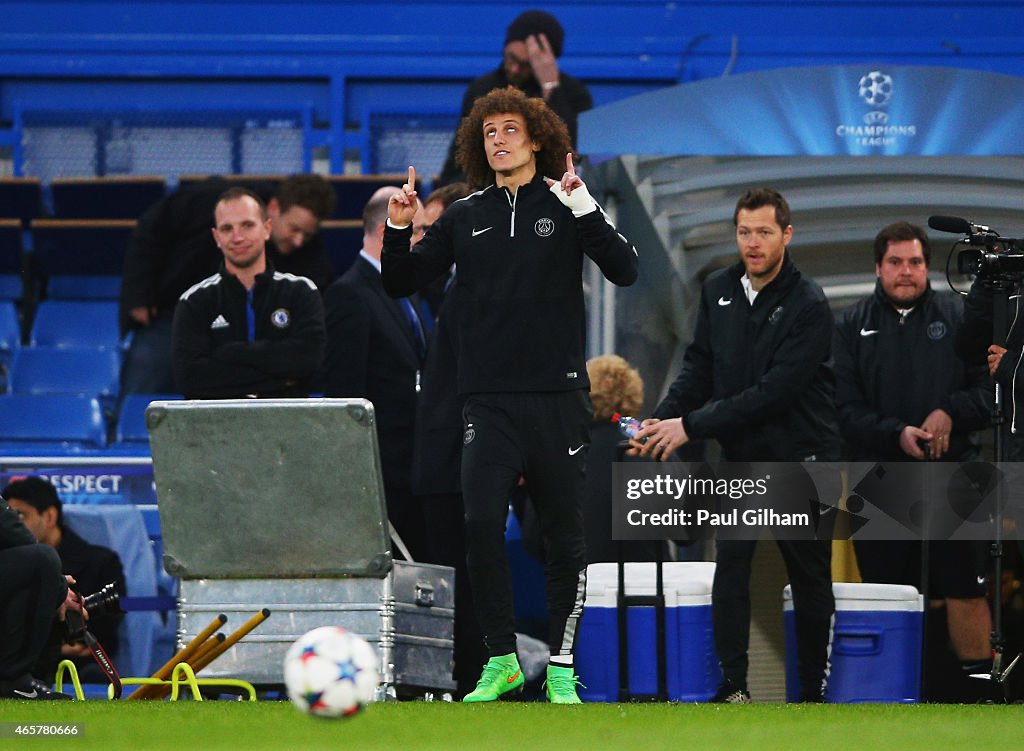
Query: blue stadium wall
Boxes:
[{"xmin": 1, "ymin": 1, "xmax": 1023, "ymax": 174}]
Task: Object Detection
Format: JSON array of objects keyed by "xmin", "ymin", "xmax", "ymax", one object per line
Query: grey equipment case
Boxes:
[{"xmin": 147, "ymin": 398, "xmax": 455, "ymax": 698}]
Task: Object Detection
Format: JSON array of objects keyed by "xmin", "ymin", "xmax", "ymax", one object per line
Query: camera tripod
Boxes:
[{"xmin": 968, "ymin": 278, "xmax": 1020, "ymax": 702}]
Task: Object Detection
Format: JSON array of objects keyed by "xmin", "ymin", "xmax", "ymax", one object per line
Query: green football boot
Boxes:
[
  {"xmin": 543, "ymin": 664, "xmax": 584, "ymax": 704},
  {"xmin": 462, "ymin": 653, "xmax": 524, "ymax": 703}
]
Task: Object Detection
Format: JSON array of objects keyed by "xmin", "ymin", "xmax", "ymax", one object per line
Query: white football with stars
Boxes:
[{"xmin": 284, "ymin": 626, "xmax": 379, "ymax": 718}]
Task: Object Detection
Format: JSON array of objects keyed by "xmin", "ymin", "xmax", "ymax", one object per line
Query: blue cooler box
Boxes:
[
  {"xmin": 576, "ymin": 562, "xmax": 721, "ymax": 702},
  {"xmin": 783, "ymin": 582, "xmax": 923, "ymax": 703}
]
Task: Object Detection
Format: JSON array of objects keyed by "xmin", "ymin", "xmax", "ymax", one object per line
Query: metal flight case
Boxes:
[{"xmin": 147, "ymin": 398, "xmax": 455, "ymax": 698}]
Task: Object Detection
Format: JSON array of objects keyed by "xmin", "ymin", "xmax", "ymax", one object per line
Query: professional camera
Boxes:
[
  {"xmin": 63, "ymin": 581, "xmax": 121, "ymax": 643},
  {"xmin": 956, "ymin": 245, "xmax": 1024, "ymax": 279},
  {"xmin": 929, "ymin": 215, "xmax": 1024, "ymax": 280}
]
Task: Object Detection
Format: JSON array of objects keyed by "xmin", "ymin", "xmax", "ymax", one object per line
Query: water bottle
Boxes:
[{"xmin": 611, "ymin": 412, "xmax": 646, "ymax": 443}]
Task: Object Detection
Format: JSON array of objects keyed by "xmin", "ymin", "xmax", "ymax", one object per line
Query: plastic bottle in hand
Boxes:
[{"xmin": 611, "ymin": 412, "xmax": 646, "ymax": 443}]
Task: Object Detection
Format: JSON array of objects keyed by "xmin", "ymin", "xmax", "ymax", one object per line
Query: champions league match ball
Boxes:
[{"xmin": 284, "ymin": 626, "xmax": 380, "ymax": 719}]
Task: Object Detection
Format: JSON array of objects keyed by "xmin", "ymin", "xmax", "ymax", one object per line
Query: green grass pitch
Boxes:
[{"xmin": 0, "ymin": 700, "xmax": 1019, "ymax": 751}]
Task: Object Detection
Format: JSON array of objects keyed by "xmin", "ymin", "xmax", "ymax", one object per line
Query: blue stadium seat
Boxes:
[
  {"xmin": 50, "ymin": 176, "xmax": 166, "ymax": 220},
  {"xmin": 114, "ymin": 393, "xmax": 181, "ymax": 445},
  {"xmin": 45, "ymin": 276, "xmax": 122, "ymax": 300},
  {"xmin": 0, "ymin": 304, "xmax": 19, "ymax": 395},
  {"xmin": 29, "ymin": 300, "xmax": 122, "ymax": 350},
  {"xmin": 0, "ymin": 301, "xmax": 21, "ymax": 392},
  {"xmin": 0, "ymin": 393, "xmax": 106, "ymax": 451},
  {"xmin": 62, "ymin": 504, "xmax": 166, "ymax": 678},
  {"xmin": 8, "ymin": 346, "xmax": 120, "ymax": 406}
]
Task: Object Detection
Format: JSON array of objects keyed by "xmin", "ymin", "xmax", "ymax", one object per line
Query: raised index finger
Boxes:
[
  {"xmin": 407, "ymin": 165, "xmax": 416, "ymax": 190},
  {"xmin": 565, "ymin": 152, "xmax": 575, "ymax": 176}
]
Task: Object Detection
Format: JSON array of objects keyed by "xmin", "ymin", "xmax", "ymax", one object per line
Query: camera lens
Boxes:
[{"xmin": 81, "ymin": 581, "xmax": 121, "ymax": 615}]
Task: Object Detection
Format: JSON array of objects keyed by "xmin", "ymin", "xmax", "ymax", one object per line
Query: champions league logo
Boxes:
[
  {"xmin": 836, "ymin": 69, "xmax": 918, "ymax": 149},
  {"xmin": 858, "ymin": 71, "xmax": 894, "ymax": 108}
]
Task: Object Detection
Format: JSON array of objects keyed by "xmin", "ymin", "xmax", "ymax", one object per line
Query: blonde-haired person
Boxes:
[{"xmin": 583, "ymin": 355, "xmax": 664, "ymax": 564}]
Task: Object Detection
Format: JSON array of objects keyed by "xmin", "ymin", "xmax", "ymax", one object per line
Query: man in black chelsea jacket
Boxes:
[
  {"xmin": 636, "ymin": 188, "xmax": 838, "ymax": 703},
  {"xmin": 172, "ymin": 188, "xmax": 325, "ymax": 399},
  {"xmin": 382, "ymin": 87, "xmax": 637, "ymax": 704}
]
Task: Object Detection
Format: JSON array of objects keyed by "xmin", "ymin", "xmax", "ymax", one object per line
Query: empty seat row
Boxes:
[
  {"xmin": 3, "ymin": 345, "xmax": 121, "ymax": 402},
  {"xmin": 0, "ymin": 174, "xmax": 418, "ymax": 223},
  {"xmin": 0, "ymin": 392, "xmax": 179, "ymax": 454},
  {"xmin": 1, "ymin": 299, "xmax": 121, "ymax": 350}
]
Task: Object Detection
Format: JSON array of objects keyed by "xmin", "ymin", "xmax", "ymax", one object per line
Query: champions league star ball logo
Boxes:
[
  {"xmin": 858, "ymin": 71, "xmax": 894, "ymax": 108},
  {"xmin": 836, "ymin": 69, "xmax": 915, "ymax": 148}
]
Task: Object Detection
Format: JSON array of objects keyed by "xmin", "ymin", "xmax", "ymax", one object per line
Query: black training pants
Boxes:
[
  {"xmin": 461, "ymin": 390, "xmax": 591, "ymax": 658},
  {"xmin": 713, "ymin": 538, "xmax": 834, "ymax": 699},
  {"xmin": 0, "ymin": 544, "xmax": 65, "ymax": 682}
]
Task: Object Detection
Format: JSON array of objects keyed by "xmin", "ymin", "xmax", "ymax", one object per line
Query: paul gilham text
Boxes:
[{"xmin": 627, "ymin": 508, "xmax": 811, "ymax": 527}]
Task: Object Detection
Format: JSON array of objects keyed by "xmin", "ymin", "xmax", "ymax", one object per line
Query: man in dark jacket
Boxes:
[
  {"xmin": 437, "ymin": 10, "xmax": 592, "ymax": 187},
  {"xmin": 383, "ymin": 87, "xmax": 637, "ymax": 703},
  {"xmin": 2, "ymin": 477, "xmax": 125, "ymax": 684},
  {"xmin": 0, "ymin": 494, "xmax": 83, "ymax": 699},
  {"xmin": 636, "ymin": 188, "xmax": 838, "ymax": 703},
  {"xmin": 121, "ymin": 174, "xmax": 335, "ymax": 394},
  {"xmin": 834, "ymin": 221, "xmax": 992, "ymax": 701},
  {"xmin": 171, "ymin": 188, "xmax": 325, "ymax": 399},
  {"xmin": 321, "ymin": 186, "xmax": 431, "ymax": 563}
]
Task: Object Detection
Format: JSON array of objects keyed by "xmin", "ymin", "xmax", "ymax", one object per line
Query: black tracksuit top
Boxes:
[
  {"xmin": 171, "ymin": 261, "xmax": 325, "ymax": 399},
  {"xmin": 833, "ymin": 284, "xmax": 990, "ymax": 461},
  {"xmin": 653, "ymin": 256, "xmax": 841, "ymax": 462},
  {"xmin": 381, "ymin": 174, "xmax": 638, "ymax": 394}
]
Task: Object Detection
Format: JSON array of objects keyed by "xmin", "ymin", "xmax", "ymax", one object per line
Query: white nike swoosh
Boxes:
[
  {"xmin": 472, "ymin": 227, "xmax": 493, "ymax": 237},
  {"xmin": 977, "ymin": 576, "xmax": 986, "ymax": 586},
  {"xmin": 568, "ymin": 445, "xmax": 584, "ymax": 455},
  {"xmin": 860, "ymin": 328, "xmax": 879, "ymax": 336},
  {"xmin": 718, "ymin": 297, "xmax": 732, "ymax": 306},
  {"xmin": 13, "ymin": 688, "xmax": 38, "ymax": 698}
]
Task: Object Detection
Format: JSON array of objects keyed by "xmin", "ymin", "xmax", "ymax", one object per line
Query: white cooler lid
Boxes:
[
  {"xmin": 783, "ymin": 582, "xmax": 923, "ymax": 612},
  {"xmin": 585, "ymin": 561, "xmax": 716, "ymax": 607}
]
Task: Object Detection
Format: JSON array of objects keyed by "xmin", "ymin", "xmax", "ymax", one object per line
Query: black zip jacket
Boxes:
[
  {"xmin": 171, "ymin": 261, "xmax": 325, "ymax": 399},
  {"xmin": 834, "ymin": 284, "xmax": 990, "ymax": 461},
  {"xmin": 381, "ymin": 174, "xmax": 638, "ymax": 394},
  {"xmin": 652, "ymin": 256, "xmax": 840, "ymax": 461}
]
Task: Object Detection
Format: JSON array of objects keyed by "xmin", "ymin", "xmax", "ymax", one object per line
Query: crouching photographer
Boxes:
[
  {"xmin": 1, "ymin": 477, "xmax": 125, "ymax": 688},
  {"xmin": 0, "ymin": 495, "xmax": 85, "ymax": 700}
]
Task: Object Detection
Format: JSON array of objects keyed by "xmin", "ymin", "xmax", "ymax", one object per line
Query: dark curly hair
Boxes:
[
  {"xmin": 455, "ymin": 87, "xmax": 572, "ymax": 189},
  {"xmin": 276, "ymin": 174, "xmax": 336, "ymax": 221}
]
